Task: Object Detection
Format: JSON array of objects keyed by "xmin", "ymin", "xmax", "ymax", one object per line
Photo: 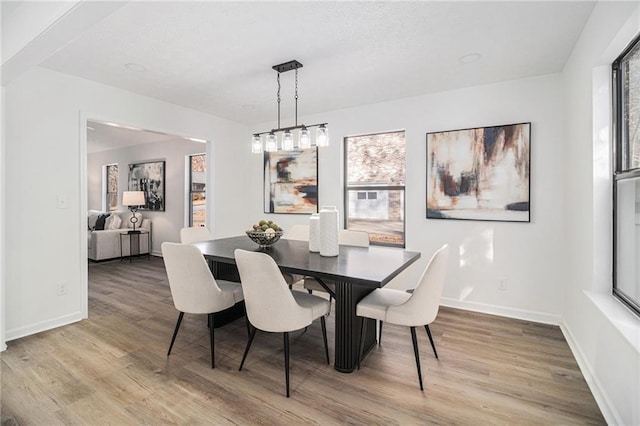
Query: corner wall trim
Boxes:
[{"xmin": 5, "ymin": 311, "xmax": 83, "ymax": 342}]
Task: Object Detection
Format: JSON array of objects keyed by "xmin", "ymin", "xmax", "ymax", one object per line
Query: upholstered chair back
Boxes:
[
  {"xmin": 284, "ymin": 224, "xmax": 309, "ymax": 241},
  {"xmin": 386, "ymin": 244, "xmax": 449, "ymax": 326},
  {"xmin": 162, "ymin": 242, "xmax": 234, "ymax": 314},
  {"xmin": 338, "ymin": 229, "xmax": 370, "ymax": 247},
  {"xmin": 180, "ymin": 226, "xmax": 213, "ymax": 244},
  {"xmin": 234, "ymin": 249, "xmax": 314, "ymax": 332}
]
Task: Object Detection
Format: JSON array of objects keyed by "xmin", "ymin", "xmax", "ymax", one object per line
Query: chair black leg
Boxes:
[
  {"xmin": 424, "ymin": 324, "xmax": 438, "ymax": 359},
  {"xmin": 283, "ymin": 332, "xmax": 290, "ymax": 398},
  {"xmin": 410, "ymin": 327, "xmax": 424, "ymax": 391},
  {"xmin": 378, "ymin": 321, "xmax": 383, "ymax": 345},
  {"xmin": 208, "ymin": 313, "xmax": 215, "ymax": 369},
  {"xmin": 307, "ymin": 289, "xmax": 313, "ymax": 294},
  {"xmin": 245, "ymin": 315, "xmax": 251, "ymax": 338},
  {"xmin": 357, "ymin": 317, "xmax": 367, "ymax": 370},
  {"xmin": 239, "ymin": 326, "xmax": 257, "ymax": 371},
  {"xmin": 320, "ymin": 316, "xmax": 329, "ymax": 364},
  {"xmin": 167, "ymin": 311, "xmax": 184, "ymax": 356}
]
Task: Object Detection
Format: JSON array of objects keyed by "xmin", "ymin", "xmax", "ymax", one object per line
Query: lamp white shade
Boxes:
[{"xmin": 122, "ymin": 191, "xmax": 145, "ymax": 206}]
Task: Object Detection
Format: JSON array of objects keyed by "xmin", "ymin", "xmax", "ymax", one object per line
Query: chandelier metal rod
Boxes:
[{"xmin": 276, "ymin": 72, "xmax": 281, "ymax": 130}]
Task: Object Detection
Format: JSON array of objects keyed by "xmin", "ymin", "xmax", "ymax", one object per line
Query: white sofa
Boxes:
[{"xmin": 88, "ymin": 210, "xmax": 152, "ymax": 261}]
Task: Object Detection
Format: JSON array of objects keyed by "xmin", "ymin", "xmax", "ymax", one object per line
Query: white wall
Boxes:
[
  {"xmin": 562, "ymin": 2, "xmax": 640, "ymax": 425},
  {"xmin": 88, "ymin": 139, "xmax": 206, "ymax": 255},
  {"xmin": 250, "ymin": 72, "xmax": 566, "ymax": 324},
  {"xmin": 4, "ymin": 66, "xmax": 250, "ymax": 341}
]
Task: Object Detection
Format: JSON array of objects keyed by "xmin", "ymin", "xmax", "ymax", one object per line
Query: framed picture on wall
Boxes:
[
  {"xmin": 128, "ymin": 160, "xmax": 166, "ymax": 211},
  {"xmin": 264, "ymin": 148, "xmax": 318, "ymax": 214},
  {"xmin": 426, "ymin": 122, "xmax": 531, "ymax": 222}
]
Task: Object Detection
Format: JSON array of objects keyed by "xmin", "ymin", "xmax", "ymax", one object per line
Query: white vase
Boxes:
[
  {"xmin": 319, "ymin": 206, "xmax": 339, "ymax": 257},
  {"xmin": 309, "ymin": 213, "xmax": 320, "ymax": 252}
]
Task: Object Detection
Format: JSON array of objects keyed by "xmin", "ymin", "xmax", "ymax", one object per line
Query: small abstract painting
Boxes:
[
  {"xmin": 426, "ymin": 123, "xmax": 530, "ymax": 222},
  {"xmin": 264, "ymin": 148, "xmax": 318, "ymax": 214},
  {"xmin": 128, "ymin": 160, "xmax": 165, "ymax": 211}
]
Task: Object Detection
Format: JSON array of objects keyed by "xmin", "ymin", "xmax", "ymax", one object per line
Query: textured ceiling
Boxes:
[{"xmin": 42, "ymin": 1, "xmax": 595, "ymax": 126}]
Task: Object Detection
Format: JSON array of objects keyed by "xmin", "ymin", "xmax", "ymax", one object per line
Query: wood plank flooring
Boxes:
[{"xmin": 1, "ymin": 257, "xmax": 605, "ymax": 425}]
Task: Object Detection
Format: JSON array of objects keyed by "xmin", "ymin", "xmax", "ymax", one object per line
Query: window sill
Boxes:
[{"xmin": 585, "ymin": 291, "xmax": 640, "ymax": 354}]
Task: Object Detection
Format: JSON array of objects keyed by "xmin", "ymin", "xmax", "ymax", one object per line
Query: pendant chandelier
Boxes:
[{"xmin": 251, "ymin": 60, "xmax": 329, "ymax": 154}]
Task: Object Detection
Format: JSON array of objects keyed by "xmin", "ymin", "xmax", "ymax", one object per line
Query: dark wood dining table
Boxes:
[{"xmin": 194, "ymin": 236, "xmax": 421, "ymax": 373}]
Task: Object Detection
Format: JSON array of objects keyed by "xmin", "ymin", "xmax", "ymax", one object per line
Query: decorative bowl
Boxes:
[{"xmin": 246, "ymin": 230, "xmax": 284, "ymax": 247}]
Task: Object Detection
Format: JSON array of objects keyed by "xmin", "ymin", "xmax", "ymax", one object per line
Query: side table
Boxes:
[{"xmin": 120, "ymin": 230, "xmax": 151, "ymax": 262}]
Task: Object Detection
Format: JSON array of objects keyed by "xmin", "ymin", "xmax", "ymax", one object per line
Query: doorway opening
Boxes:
[{"xmin": 81, "ymin": 116, "xmax": 211, "ymax": 319}]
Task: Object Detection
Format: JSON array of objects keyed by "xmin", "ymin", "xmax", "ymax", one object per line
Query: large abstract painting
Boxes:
[
  {"xmin": 128, "ymin": 160, "xmax": 165, "ymax": 211},
  {"xmin": 426, "ymin": 122, "xmax": 530, "ymax": 222},
  {"xmin": 264, "ymin": 148, "xmax": 318, "ymax": 214}
]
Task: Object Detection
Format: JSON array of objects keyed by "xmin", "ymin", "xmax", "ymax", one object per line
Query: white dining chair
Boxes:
[
  {"xmin": 180, "ymin": 226, "xmax": 213, "ymax": 244},
  {"xmin": 234, "ymin": 249, "xmax": 330, "ymax": 398},
  {"xmin": 282, "ymin": 224, "xmax": 309, "ymax": 288},
  {"xmin": 162, "ymin": 242, "xmax": 244, "ymax": 369},
  {"xmin": 303, "ymin": 229, "xmax": 370, "ymax": 299},
  {"xmin": 356, "ymin": 244, "xmax": 449, "ymax": 390}
]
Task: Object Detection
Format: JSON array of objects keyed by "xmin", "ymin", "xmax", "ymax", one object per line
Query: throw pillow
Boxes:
[
  {"xmin": 94, "ymin": 213, "xmax": 110, "ymax": 231},
  {"xmin": 88, "ymin": 211, "xmax": 101, "ymax": 230},
  {"xmin": 107, "ymin": 213, "xmax": 122, "ymax": 230},
  {"xmin": 104, "ymin": 214, "xmax": 114, "ymax": 230}
]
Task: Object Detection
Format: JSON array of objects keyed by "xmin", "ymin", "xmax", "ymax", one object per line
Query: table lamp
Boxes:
[{"xmin": 122, "ymin": 191, "xmax": 145, "ymax": 233}]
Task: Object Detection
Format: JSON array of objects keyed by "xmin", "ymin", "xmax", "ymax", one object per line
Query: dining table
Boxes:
[{"xmin": 194, "ymin": 235, "xmax": 421, "ymax": 373}]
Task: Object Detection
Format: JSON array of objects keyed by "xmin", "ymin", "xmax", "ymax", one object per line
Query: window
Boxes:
[
  {"xmin": 344, "ymin": 131, "xmax": 405, "ymax": 247},
  {"xmin": 613, "ymin": 33, "xmax": 640, "ymax": 316},
  {"xmin": 105, "ymin": 164, "xmax": 118, "ymax": 211},
  {"xmin": 189, "ymin": 154, "xmax": 207, "ymax": 227}
]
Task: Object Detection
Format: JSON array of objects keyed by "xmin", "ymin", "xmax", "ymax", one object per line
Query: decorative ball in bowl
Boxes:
[{"xmin": 246, "ymin": 220, "xmax": 284, "ymax": 247}]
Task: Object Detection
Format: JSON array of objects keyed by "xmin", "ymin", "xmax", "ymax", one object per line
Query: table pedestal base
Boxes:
[{"xmin": 334, "ymin": 281, "xmax": 376, "ymax": 373}]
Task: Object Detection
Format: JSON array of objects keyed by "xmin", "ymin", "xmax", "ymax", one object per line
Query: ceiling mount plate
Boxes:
[{"xmin": 272, "ymin": 60, "xmax": 303, "ymax": 73}]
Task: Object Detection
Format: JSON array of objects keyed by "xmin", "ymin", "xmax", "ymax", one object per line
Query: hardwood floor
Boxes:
[{"xmin": 1, "ymin": 257, "xmax": 604, "ymax": 425}]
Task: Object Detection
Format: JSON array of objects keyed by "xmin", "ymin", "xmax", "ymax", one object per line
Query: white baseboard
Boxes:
[
  {"xmin": 5, "ymin": 311, "xmax": 83, "ymax": 342},
  {"xmin": 440, "ymin": 297, "xmax": 561, "ymax": 325},
  {"xmin": 560, "ymin": 321, "xmax": 620, "ymax": 426}
]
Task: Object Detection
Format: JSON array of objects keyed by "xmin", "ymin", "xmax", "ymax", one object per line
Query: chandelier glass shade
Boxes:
[
  {"xmin": 252, "ymin": 60, "xmax": 329, "ymax": 153},
  {"xmin": 316, "ymin": 124, "xmax": 329, "ymax": 147},
  {"xmin": 299, "ymin": 126, "xmax": 311, "ymax": 149}
]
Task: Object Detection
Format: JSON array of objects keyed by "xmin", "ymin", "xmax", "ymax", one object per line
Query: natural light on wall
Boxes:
[{"xmin": 458, "ymin": 227, "xmax": 494, "ymax": 300}]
